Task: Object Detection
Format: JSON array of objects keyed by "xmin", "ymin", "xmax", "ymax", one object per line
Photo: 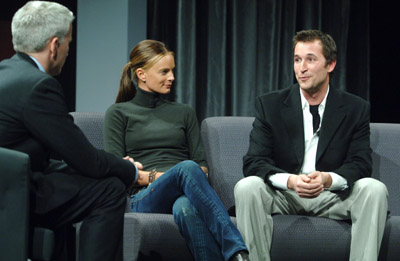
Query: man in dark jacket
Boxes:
[
  {"xmin": 234, "ymin": 30, "xmax": 388, "ymax": 261},
  {"xmin": 0, "ymin": 2, "xmax": 140, "ymax": 260}
]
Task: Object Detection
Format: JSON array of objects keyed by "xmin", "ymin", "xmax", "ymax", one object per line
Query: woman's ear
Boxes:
[{"xmin": 136, "ymin": 68, "xmax": 146, "ymax": 82}]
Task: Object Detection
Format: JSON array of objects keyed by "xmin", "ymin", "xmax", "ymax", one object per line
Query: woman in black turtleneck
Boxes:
[{"xmin": 103, "ymin": 40, "xmax": 249, "ymax": 261}]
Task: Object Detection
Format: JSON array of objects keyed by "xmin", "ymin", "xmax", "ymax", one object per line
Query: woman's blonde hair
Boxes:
[{"xmin": 116, "ymin": 40, "xmax": 174, "ymax": 103}]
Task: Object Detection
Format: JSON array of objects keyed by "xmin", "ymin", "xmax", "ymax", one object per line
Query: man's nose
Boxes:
[{"xmin": 300, "ymin": 61, "xmax": 308, "ymax": 72}]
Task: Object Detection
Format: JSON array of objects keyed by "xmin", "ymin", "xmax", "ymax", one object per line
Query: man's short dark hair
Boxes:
[{"xmin": 293, "ymin": 30, "xmax": 337, "ymax": 66}]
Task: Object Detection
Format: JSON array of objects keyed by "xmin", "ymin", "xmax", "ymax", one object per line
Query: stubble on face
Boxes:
[{"xmin": 294, "ymin": 40, "xmax": 334, "ymax": 99}]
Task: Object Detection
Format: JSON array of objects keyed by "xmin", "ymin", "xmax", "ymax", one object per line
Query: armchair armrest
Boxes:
[{"xmin": 0, "ymin": 147, "xmax": 30, "ymax": 261}]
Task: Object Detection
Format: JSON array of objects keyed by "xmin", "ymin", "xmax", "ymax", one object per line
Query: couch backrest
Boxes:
[
  {"xmin": 70, "ymin": 112, "xmax": 105, "ymax": 150},
  {"xmin": 370, "ymin": 123, "xmax": 400, "ymax": 215},
  {"xmin": 201, "ymin": 117, "xmax": 400, "ymax": 216},
  {"xmin": 69, "ymin": 113, "xmax": 400, "ymax": 215},
  {"xmin": 201, "ymin": 117, "xmax": 255, "ymax": 211}
]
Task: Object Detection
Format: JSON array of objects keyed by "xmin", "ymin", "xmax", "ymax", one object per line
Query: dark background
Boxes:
[{"xmin": 1, "ymin": 0, "xmax": 398, "ymax": 123}]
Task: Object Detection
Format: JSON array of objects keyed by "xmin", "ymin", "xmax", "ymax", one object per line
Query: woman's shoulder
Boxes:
[
  {"xmin": 106, "ymin": 100, "xmax": 134, "ymax": 111},
  {"xmin": 162, "ymin": 100, "xmax": 196, "ymax": 117},
  {"xmin": 163, "ymin": 100, "xmax": 193, "ymax": 110},
  {"xmin": 105, "ymin": 101, "xmax": 135, "ymax": 119}
]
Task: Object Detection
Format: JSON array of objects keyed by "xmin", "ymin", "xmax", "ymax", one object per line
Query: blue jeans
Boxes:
[{"xmin": 131, "ymin": 160, "xmax": 247, "ymax": 261}]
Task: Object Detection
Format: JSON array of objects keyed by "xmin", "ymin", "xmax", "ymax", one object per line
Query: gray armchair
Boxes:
[
  {"xmin": 201, "ymin": 117, "xmax": 400, "ymax": 261},
  {"xmin": 0, "ymin": 147, "xmax": 55, "ymax": 261}
]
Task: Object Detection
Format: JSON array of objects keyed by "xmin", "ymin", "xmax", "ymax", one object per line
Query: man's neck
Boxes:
[
  {"xmin": 301, "ymin": 84, "xmax": 329, "ymax": 105},
  {"xmin": 26, "ymin": 51, "xmax": 50, "ymax": 74}
]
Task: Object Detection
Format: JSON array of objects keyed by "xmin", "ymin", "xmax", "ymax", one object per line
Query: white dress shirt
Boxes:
[{"xmin": 269, "ymin": 87, "xmax": 348, "ymax": 191}]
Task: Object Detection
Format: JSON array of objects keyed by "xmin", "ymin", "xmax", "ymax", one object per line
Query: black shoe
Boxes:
[{"xmin": 229, "ymin": 250, "xmax": 250, "ymax": 261}]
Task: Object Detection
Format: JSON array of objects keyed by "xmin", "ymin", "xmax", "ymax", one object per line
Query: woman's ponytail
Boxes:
[{"xmin": 116, "ymin": 63, "xmax": 137, "ymax": 103}]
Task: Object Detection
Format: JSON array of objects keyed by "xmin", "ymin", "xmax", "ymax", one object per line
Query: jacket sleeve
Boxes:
[
  {"xmin": 23, "ymin": 76, "xmax": 137, "ymax": 187},
  {"xmin": 243, "ymin": 96, "xmax": 287, "ymax": 182},
  {"xmin": 330, "ymin": 101, "xmax": 372, "ymax": 186}
]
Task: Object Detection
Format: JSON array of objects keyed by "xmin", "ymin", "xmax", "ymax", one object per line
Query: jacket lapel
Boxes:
[
  {"xmin": 281, "ymin": 86, "xmax": 305, "ymax": 167},
  {"xmin": 316, "ymin": 87, "xmax": 346, "ymax": 161}
]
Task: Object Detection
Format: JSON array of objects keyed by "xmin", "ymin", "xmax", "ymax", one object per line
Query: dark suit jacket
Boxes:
[
  {"xmin": 0, "ymin": 53, "xmax": 136, "ymax": 213},
  {"xmin": 243, "ymin": 84, "xmax": 372, "ymax": 190}
]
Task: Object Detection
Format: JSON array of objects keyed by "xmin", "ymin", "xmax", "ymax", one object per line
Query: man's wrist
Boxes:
[
  {"xmin": 322, "ymin": 172, "xmax": 333, "ymax": 188},
  {"xmin": 287, "ymin": 175, "xmax": 296, "ymax": 190},
  {"xmin": 269, "ymin": 173, "xmax": 293, "ymax": 190}
]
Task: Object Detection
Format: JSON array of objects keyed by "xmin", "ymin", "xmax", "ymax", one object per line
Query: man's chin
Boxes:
[{"xmin": 299, "ymin": 84, "xmax": 312, "ymax": 91}]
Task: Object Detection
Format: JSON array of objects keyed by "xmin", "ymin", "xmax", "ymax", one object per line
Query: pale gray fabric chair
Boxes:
[{"xmin": 201, "ymin": 117, "xmax": 400, "ymax": 261}]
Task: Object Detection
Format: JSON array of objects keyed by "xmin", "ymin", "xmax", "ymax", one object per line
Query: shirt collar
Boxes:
[{"xmin": 29, "ymin": 55, "xmax": 46, "ymax": 73}]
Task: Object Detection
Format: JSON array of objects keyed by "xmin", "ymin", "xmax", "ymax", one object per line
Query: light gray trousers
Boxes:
[{"xmin": 234, "ymin": 176, "xmax": 388, "ymax": 261}]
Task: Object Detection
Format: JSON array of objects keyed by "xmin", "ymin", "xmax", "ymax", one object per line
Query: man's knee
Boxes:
[
  {"xmin": 234, "ymin": 176, "xmax": 265, "ymax": 199},
  {"xmin": 98, "ymin": 177, "xmax": 127, "ymax": 203},
  {"xmin": 354, "ymin": 177, "xmax": 388, "ymax": 200}
]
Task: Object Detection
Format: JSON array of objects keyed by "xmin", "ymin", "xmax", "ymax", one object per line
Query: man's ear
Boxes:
[
  {"xmin": 48, "ymin": 37, "xmax": 59, "ymax": 60},
  {"xmin": 327, "ymin": 60, "xmax": 336, "ymax": 73},
  {"xmin": 136, "ymin": 68, "xmax": 146, "ymax": 82}
]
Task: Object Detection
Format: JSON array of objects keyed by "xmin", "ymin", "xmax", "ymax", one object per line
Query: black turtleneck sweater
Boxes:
[{"xmin": 103, "ymin": 87, "xmax": 208, "ymax": 172}]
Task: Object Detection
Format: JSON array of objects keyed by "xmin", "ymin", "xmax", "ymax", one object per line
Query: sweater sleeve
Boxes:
[{"xmin": 104, "ymin": 104, "xmax": 127, "ymax": 158}]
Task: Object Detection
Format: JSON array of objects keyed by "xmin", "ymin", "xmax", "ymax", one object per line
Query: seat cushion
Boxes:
[{"xmin": 123, "ymin": 212, "xmax": 193, "ymax": 261}]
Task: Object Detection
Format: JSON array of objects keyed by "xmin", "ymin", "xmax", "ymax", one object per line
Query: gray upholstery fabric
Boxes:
[
  {"xmin": 70, "ymin": 111, "xmax": 105, "ymax": 150},
  {"xmin": 0, "ymin": 147, "xmax": 30, "ymax": 261},
  {"xmin": 0, "ymin": 147, "xmax": 54, "ymax": 261},
  {"xmin": 124, "ymin": 213, "xmax": 193, "ymax": 261},
  {"xmin": 200, "ymin": 116, "xmax": 255, "ymax": 211},
  {"xmin": 70, "ymin": 112, "xmax": 400, "ymax": 260},
  {"xmin": 370, "ymin": 123, "xmax": 400, "ymax": 216},
  {"xmin": 270, "ymin": 215, "xmax": 351, "ymax": 260},
  {"xmin": 201, "ymin": 117, "xmax": 400, "ymax": 261}
]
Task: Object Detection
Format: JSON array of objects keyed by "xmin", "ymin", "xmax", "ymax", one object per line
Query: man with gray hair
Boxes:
[{"xmin": 0, "ymin": 2, "xmax": 140, "ymax": 260}]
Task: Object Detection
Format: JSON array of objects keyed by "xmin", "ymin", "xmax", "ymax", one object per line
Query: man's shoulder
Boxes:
[
  {"xmin": 330, "ymin": 87, "xmax": 369, "ymax": 106},
  {"xmin": 0, "ymin": 53, "xmax": 48, "ymax": 82}
]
